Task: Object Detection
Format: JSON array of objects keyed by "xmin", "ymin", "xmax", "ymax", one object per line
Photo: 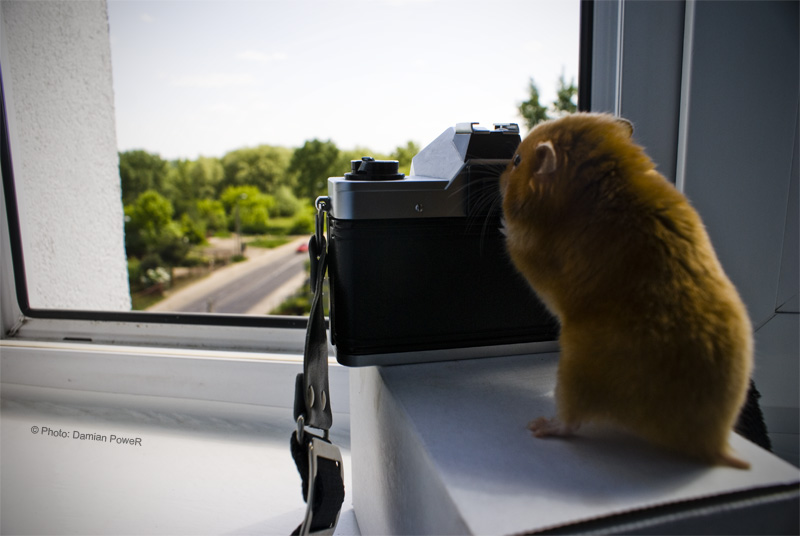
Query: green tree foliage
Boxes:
[
  {"xmin": 196, "ymin": 198, "xmax": 226, "ymax": 235},
  {"xmin": 273, "ymin": 185, "xmax": 305, "ymax": 218},
  {"xmin": 193, "ymin": 156, "xmax": 226, "ymax": 197},
  {"xmin": 336, "ymin": 148, "xmax": 379, "ymax": 177},
  {"xmin": 518, "ymin": 78, "xmax": 549, "ymax": 129},
  {"xmin": 123, "ymin": 190, "xmax": 190, "ymax": 265},
  {"xmin": 553, "ymin": 73, "xmax": 578, "ymax": 115},
  {"xmin": 119, "ymin": 150, "xmax": 170, "ymax": 206},
  {"xmin": 179, "ymin": 213, "xmax": 206, "ymax": 245},
  {"xmin": 518, "ymin": 73, "xmax": 579, "ymax": 128},
  {"xmin": 124, "ymin": 189, "xmax": 174, "ymax": 252},
  {"xmin": 220, "ymin": 185, "xmax": 276, "ymax": 235},
  {"xmin": 165, "ymin": 157, "xmax": 225, "ymax": 217},
  {"xmin": 164, "ymin": 159, "xmax": 194, "ymax": 216},
  {"xmin": 221, "ymin": 145, "xmax": 293, "ymax": 195},
  {"xmin": 391, "ymin": 141, "xmax": 420, "ymax": 176},
  {"xmin": 290, "ymin": 139, "xmax": 341, "ymax": 202}
]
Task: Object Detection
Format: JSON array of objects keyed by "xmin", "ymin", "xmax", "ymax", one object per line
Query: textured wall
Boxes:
[{"xmin": 1, "ymin": 0, "xmax": 130, "ymax": 310}]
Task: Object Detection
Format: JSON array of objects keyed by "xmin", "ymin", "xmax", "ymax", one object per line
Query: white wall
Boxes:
[
  {"xmin": 592, "ymin": 0, "xmax": 799, "ymax": 465},
  {"xmin": 679, "ymin": 0, "xmax": 798, "ymax": 464},
  {"xmin": 0, "ymin": 0, "xmax": 130, "ymax": 311}
]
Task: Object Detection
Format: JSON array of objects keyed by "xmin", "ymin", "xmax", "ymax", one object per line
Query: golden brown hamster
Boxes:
[{"xmin": 500, "ymin": 113, "xmax": 753, "ymax": 469}]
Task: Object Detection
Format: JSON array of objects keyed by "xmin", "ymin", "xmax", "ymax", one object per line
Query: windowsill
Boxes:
[
  {"xmin": 0, "ymin": 340, "xmax": 357, "ymax": 535},
  {"xmin": 3, "ymin": 341, "xmax": 799, "ymax": 535},
  {"xmin": 350, "ymin": 352, "xmax": 800, "ymax": 534}
]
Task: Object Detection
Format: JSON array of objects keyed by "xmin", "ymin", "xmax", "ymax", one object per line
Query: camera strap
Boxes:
[{"xmin": 290, "ymin": 196, "xmax": 344, "ymax": 536}]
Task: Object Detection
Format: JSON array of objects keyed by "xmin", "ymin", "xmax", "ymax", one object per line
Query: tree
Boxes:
[
  {"xmin": 192, "ymin": 156, "xmax": 225, "ymax": 198},
  {"xmin": 123, "ymin": 190, "xmax": 190, "ymax": 265},
  {"xmin": 553, "ymin": 73, "xmax": 578, "ymax": 116},
  {"xmin": 179, "ymin": 213, "xmax": 206, "ymax": 245},
  {"xmin": 196, "ymin": 198, "xmax": 227, "ymax": 235},
  {"xmin": 165, "ymin": 156, "xmax": 225, "ymax": 217},
  {"xmin": 289, "ymin": 139, "xmax": 341, "ymax": 202},
  {"xmin": 391, "ymin": 141, "xmax": 420, "ymax": 176},
  {"xmin": 219, "ymin": 185, "xmax": 275, "ymax": 235},
  {"xmin": 124, "ymin": 189, "xmax": 175, "ymax": 257},
  {"xmin": 118, "ymin": 150, "xmax": 170, "ymax": 206},
  {"xmin": 220, "ymin": 145, "xmax": 293, "ymax": 195},
  {"xmin": 518, "ymin": 78, "xmax": 549, "ymax": 129},
  {"xmin": 336, "ymin": 147, "xmax": 381, "ymax": 178},
  {"xmin": 273, "ymin": 185, "xmax": 305, "ymax": 218},
  {"xmin": 164, "ymin": 159, "xmax": 194, "ymax": 216}
]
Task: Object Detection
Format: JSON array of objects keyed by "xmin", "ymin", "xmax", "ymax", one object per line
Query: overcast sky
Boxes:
[{"xmin": 107, "ymin": 0, "xmax": 580, "ymax": 160}]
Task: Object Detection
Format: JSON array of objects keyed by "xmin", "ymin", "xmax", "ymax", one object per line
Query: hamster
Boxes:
[{"xmin": 500, "ymin": 113, "xmax": 753, "ymax": 469}]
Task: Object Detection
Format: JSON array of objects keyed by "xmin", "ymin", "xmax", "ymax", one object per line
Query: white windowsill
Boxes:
[
  {"xmin": 350, "ymin": 352, "xmax": 800, "ymax": 534},
  {"xmin": 0, "ymin": 340, "xmax": 357, "ymax": 535},
  {"xmin": 3, "ymin": 340, "xmax": 799, "ymax": 535}
]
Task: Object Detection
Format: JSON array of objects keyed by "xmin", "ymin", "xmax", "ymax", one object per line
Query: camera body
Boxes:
[{"xmin": 326, "ymin": 123, "xmax": 559, "ymax": 366}]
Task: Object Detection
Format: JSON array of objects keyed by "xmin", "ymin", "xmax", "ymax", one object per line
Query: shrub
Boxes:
[
  {"xmin": 290, "ymin": 211, "xmax": 315, "ymax": 235},
  {"xmin": 127, "ymin": 258, "xmax": 143, "ymax": 291}
]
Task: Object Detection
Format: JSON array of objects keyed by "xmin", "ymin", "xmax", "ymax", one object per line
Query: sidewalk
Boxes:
[{"xmin": 147, "ymin": 236, "xmax": 310, "ymax": 313}]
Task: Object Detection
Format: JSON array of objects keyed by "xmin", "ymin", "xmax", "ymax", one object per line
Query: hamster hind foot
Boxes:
[
  {"xmin": 715, "ymin": 449, "xmax": 751, "ymax": 470},
  {"xmin": 528, "ymin": 417, "xmax": 580, "ymax": 438}
]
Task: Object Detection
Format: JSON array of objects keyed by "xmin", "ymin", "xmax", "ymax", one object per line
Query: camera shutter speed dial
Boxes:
[{"xmin": 344, "ymin": 156, "xmax": 405, "ymax": 181}]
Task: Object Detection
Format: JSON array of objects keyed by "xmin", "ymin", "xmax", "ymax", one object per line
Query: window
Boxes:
[{"xmin": 1, "ymin": 0, "xmax": 582, "ymax": 350}]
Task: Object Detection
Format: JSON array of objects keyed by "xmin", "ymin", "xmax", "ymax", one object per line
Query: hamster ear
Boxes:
[
  {"xmin": 616, "ymin": 117, "xmax": 634, "ymax": 137},
  {"xmin": 534, "ymin": 141, "xmax": 557, "ymax": 176}
]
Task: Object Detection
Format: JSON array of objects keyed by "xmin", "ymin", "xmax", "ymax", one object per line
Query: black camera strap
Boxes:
[{"xmin": 290, "ymin": 197, "xmax": 344, "ymax": 536}]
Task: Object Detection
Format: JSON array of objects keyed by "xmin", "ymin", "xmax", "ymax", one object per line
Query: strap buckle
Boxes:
[{"xmin": 293, "ymin": 420, "xmax": 345, "ymax": 536}]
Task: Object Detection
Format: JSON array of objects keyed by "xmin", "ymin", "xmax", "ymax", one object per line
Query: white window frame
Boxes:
[{"xmin": 0, "ymin": 1, "xmax": 592, "ymax": 358}]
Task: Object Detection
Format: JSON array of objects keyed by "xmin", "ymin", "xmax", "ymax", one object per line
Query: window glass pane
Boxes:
[{"xmin": 4, "ymin": 0, "xmax": 579, "ymax": 317}]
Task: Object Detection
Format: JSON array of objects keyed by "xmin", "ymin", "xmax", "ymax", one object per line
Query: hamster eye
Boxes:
[{"xmin": 512, "ymin": 154, "xmax": 521, "ymax": 168}]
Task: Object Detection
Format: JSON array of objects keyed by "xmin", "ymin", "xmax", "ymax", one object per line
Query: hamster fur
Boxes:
[{"xmin": 500, "ymin": 113, "xmax": 753, "ymax": 469}]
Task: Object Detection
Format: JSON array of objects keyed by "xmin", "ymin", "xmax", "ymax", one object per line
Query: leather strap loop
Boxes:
[
  {"xmin": 290, "ymin": 197, "xmax": 343, "ymax": 535},
  {"xmin": 293, "ymin": 230, "xmax": 333, "ymax": 431}
]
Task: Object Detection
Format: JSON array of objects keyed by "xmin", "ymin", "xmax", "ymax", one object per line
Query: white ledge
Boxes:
[
  {"xmin": 0, "ymin": 342, "xmax": 357, "ymax": 535},
  {"xmin": 350, "ymin": 352, "xmax": 800, "ymax": 534}
]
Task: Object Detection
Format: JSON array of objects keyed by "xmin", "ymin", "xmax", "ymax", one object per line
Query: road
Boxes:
[
  {"xmin": 180, "ymin": 252, "xmax": 306, "ymax": 314},
  {"xmin": 148, "ymin": 236, "xmax": 310, "ymax": 315}
]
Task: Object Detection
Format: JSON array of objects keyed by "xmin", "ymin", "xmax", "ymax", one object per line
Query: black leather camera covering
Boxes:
[{"xmin": 328, "ymin": 215, "xmax": 559, "ymax": 365}]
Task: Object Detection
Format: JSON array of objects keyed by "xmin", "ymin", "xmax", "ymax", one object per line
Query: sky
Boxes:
[{"xmin": 107, "ymin": 0, "xmax": 581, "ymax": 161}]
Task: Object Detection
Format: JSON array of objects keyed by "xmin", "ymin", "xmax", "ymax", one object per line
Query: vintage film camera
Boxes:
[{"xmin": 324, "ymin": 123, "xmax": 559, "ymax": 366}]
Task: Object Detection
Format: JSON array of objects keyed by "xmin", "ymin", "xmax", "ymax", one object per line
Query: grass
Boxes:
[
  {"xmin": 131, "ymin": 290, "xmax": 165, "ymax": 311},
  {"xmin": 269, "ymin": 269, "xmax": 328, "ymax": 317},
  {"xmin": 246, "ymin": 236, "xmax": 291, "ymax": 249},
  {"xmin": 129, "ymin": 268, "xmax": 213, "ymax": 310}
]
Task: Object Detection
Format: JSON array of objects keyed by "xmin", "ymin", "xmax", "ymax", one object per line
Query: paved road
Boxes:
[
  {"xmin": 148, "ymin": 236, "xmax": 310, "ymax": 315},
  {"xmin": 180, "ymin": 252, "xmax": 306, "ymax": 314}
]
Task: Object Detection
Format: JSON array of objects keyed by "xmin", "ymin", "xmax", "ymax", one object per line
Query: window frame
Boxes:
[
  {"xmin": 0, "ymin": 63, "xmax": 310, "ymax": 353},
  {"xmin": 1, "ymin": 1, "xmax": 596, "ymax": 354}
]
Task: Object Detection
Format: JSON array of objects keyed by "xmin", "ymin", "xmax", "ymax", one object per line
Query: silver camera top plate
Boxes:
[{"xmin": 328, "ymin": 123, "xmax": 519, "ymax": 220}]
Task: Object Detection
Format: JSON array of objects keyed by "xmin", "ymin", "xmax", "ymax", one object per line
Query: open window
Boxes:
[{"xmin": 1, "ymin": 0, "xmax": 584, "ymax": 352}]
